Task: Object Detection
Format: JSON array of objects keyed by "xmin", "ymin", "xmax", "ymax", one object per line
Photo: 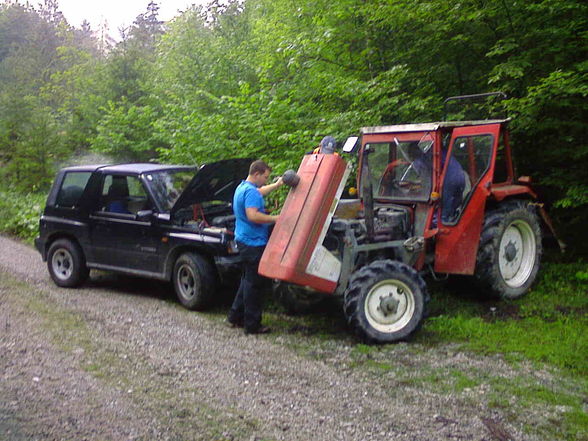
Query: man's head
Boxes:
[
  {"xmin": 248, "ymin": 160, "xmax": 272, "ymax": 187},
  {"xmin": 319, "ymin": 136, "xmax": 337, "ymax": 154}
]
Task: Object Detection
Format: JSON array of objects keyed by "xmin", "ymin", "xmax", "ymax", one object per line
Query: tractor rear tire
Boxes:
[
  {"xmin": 474, "ymin": 200, "xmax": 542, "ymax": 299},
  {"xmin": 344, "ymin": 260, "xmax": 428, "ymax": 343},
  {"xmin": 273, "ymin": 281, "xmax": 325, "ymax": 314},
  {"xmin": 173, "ymin": 252, "xmax": 217, "ymax": 310}
]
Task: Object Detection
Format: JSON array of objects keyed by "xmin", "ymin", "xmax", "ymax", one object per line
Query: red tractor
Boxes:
[{"xmin": 260, "ymin": 93, "xmax": 559, "ymax": 343}]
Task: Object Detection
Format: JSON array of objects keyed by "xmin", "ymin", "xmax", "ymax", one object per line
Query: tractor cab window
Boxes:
[
  {"xmin": 366, "ymin": 136, "xmax": 433, "ymax": 201},
  {"xmin": 442, "ymin": 134, "xmax": 493, "ymax": 223}
]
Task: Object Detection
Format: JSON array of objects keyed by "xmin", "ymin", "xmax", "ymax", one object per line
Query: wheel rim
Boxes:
[
  {"xmin": 499, "ymin": 220, "xmax": 536, "ymax": 288},
  {"xmin": 51, "ymin": 249, "xmax": 74, "ymax": 281},
  {"xmin": 177, "ymin": 264, "xmax": 197, "ymax": 300},
  {"xmin": 364, "ymin": 279, "xmax": 416, "ymax": 333}
]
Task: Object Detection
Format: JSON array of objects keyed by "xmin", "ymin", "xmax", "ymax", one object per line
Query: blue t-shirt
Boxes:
[{"xmin": 233, "ymin": 180, "xmax": 269, "ymax": 246}]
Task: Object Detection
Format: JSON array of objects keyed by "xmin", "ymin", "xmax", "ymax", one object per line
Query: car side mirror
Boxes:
[{"xmin": 136, "ymin": 209, "xmax": 153, "ymax": 222}]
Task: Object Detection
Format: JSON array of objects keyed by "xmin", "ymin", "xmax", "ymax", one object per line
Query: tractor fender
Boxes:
[{"xmin": 489, "ymin": 183, "xmax": 537, "ymax": 201}]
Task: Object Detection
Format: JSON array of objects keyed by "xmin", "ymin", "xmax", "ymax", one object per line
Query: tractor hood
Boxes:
[{"xmin": 171, "ymin": 158, "xmax": 252, "ymax": 215}]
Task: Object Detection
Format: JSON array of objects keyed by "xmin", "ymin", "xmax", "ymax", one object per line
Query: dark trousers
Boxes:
[{"xmin": 228, "ymin": 242, "xmax": 266, "ymax": 332}]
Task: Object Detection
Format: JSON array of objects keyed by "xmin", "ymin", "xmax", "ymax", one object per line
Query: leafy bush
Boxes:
[{"xmin": 0, "ymin": 190, "xmax": 45, "ymax": 243}]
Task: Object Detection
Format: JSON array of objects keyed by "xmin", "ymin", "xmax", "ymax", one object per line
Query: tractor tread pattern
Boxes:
[
  {"xmin": 343, "ymin": 260, "xmax": 428, "ymax": 344},
  {"xmin": 474, "ymin": 199, "xmax": 542, "ymax": 299}
]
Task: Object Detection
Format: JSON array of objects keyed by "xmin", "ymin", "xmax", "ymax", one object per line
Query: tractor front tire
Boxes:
[
  {"xmin": 173, "ymin": 252, "xmax": 216, "ymax": 310},
  {"xmin": 474, "ymin": 200, "xmax": 542, "ymax": 299},
  {"xmin": 344, "ymin": 260, "xmax": 428, "ymax": 343}
]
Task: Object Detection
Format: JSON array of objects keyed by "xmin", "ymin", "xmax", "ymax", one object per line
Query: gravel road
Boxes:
[{"xmin": 0, "ymin": 235, "xmax": 548, "ymax": 440}]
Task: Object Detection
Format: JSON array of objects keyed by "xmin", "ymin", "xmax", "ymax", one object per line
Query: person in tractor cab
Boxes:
[
  {"xmin": 309, "ymin": 136, "xmax": 339, "ymax": 155},
  {"xmin": 440, "ymin": 147, "xmax": 466, "ymax": 223},
  {"xmin": 227, "ymin": 160, "xmax": 284, "ymax": 335}
]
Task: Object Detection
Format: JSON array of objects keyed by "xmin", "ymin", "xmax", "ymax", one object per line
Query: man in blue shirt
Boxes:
[{"xmin": 228, "ymin": 160, "xmax": 283, "ymax": 334}]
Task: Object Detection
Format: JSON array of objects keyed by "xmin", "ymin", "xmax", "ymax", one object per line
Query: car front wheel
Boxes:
[{"xmin": 173, "ymin": 252, "xmax": 216, "ymax": 310}]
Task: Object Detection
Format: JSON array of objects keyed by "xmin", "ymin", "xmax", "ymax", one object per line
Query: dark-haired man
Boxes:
[{"xmin": 228, "ymin": 160, "xmax": 283, "ymax": 334}]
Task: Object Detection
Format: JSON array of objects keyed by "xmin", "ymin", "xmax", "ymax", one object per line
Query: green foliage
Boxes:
[
  {"xmin": 0, "ymin": 189, "xmax": 45, "ymax": 242},
  {"xmin": 91, "ymin": 99, "xmax": 162, "ymax": 161},
  {"xmin": 0, "ymin": 0, "xmax": 586, "ymax": 254}
]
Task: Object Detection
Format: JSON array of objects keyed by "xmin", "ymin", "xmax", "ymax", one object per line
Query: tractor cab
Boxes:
[{"xmin": 356, "ymin": 119, "xmax": 533, "ymax": 275}]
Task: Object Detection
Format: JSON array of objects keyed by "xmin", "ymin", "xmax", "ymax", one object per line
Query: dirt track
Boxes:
[{"xmin": 0, "ymin": 235, "xmax": 547, "ymax": 440}]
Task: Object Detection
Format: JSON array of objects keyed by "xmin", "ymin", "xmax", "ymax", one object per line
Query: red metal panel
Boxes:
[
  {"xmin": 434, "ymin": 124, "xmax": 501, "ymax": 275},
  {"xmin": 490, "ymin": 184, "xmax": 537, "ymax": 201},
  {"xmin": 258, "ymin": 154, "xmax": 348, "ymax": 293}
]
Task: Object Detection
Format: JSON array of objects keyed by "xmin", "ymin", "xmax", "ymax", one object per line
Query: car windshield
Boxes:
[
  {"xmin": 145, "ymin": 169, "xmax": 196, "ymax": 211},
  {"xmin": 366, "ymin": 132, "xmax": 433, "ymax": 201}
]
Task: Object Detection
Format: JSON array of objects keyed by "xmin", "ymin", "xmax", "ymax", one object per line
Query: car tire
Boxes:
[
  {"xmin": 474, "ymin": 200, "xmax": 542, "ymax": 299},
  {"xmin": 47, "ymin": 239, "xmax": 89, "ymax": 288},
  {"xmin": 173, "ymin": 252, "xmax": 216, "ymax": 310},
  {"xmin": 344, "ymin": 260, "xmax": 428, "ymax": 343}
]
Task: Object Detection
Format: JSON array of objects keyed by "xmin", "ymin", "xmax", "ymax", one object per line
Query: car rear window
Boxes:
[{"xmin": 56, "ymin": 172, "xmax": 91, "ymax": 208}]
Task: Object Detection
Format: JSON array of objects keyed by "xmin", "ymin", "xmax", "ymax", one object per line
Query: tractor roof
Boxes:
[{"xmin": 361, "ymin": 119, "xmax": 509, "ymax": 134}]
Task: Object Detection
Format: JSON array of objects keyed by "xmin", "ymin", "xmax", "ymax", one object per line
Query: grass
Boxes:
[
  {"xmin": 418, "ymin": 262, "xmax": 588, "ymax": 376},
  {"xmin": 252, "ymin": 261, "xmax": 588, "ymax": 441}
]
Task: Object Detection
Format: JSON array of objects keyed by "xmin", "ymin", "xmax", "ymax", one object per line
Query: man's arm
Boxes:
[
  {"xmin": 258, "ymin": 177, "xmax": 284, "ymax": 196},
  {"xmin": 245, "ymin": 207, "xmax": 278, "ymax": 224}
]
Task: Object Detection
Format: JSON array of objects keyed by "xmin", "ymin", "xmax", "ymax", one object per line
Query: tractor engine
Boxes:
[{"xmin": 324, "ymin": 204, "xmax": 411, "ymax": 259}]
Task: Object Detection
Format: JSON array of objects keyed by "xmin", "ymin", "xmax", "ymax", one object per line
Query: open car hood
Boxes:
[{"xmin": 171, "ymin": 158, "xmax": 252, "ymax": 215}]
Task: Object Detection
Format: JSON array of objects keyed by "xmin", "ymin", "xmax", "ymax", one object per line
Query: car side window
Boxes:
[
  {"xmin": 55, "ymin": 172, "xmax": 91, "ymax": 208},
  {"xmin": 100, "ymin": 175, "xmax": 150, "ymax": 215}
]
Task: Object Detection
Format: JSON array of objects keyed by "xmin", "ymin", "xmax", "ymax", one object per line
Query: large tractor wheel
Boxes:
[
  {"xmin": 474, "ymin": 200, "xmax": 542, "ymax": 299},
  {"xmin": 47, "ymin": 238, "xmax": 89, "ymax": 288},
  {"xmin": 273, "ymin": 281, "xmax": 325, "ymax": 314},
  {"xmin": 344, "ymin": 260, "xmax": 428, "ymax": 343},
  {"xmin": 173, "ymin": 252, "xmax": 217, "ymax": 310}
]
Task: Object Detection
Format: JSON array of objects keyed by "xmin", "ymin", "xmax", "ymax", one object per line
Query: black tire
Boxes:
[
  {"xmin": 47, "ymin": 239, "xmax": 89, "ymax": 288},
  {"xmin": 173, "ymin": 252, "xmax": 216, "ymax": 310},
  {"xmin": 474, "ymin": 200, "xmax": 542, "ymax": 299},
  {"xmin": 343, "ymin": 260, "xmax": 428, "ymax": 343},
  {"xmin": 273, "ymin": 281, "xmax": 325, "ymax": 314}
]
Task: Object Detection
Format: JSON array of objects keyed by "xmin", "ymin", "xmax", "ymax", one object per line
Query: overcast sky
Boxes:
[{"xmin": 30, "ymin": 1, "xmax": 207, "ymax": 37}]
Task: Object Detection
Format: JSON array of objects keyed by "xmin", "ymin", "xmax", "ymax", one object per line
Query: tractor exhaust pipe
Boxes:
[{"xmin": 361, "ymin": 146, "xmax": 375, "ymax": 241}]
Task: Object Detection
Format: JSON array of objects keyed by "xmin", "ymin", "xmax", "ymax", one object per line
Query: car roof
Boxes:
[
  {"xmin": 361, "ymin": 119, "xmax": 510, "ymax": 134},
  {"xmin": 60, "ymin": 163, "xmax": 196, "ymax": 175}
]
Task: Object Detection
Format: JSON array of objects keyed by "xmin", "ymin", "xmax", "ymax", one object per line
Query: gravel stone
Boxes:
[{"xmin": 0, "ymin": 235, "xmax": 552, "ymax": 440}]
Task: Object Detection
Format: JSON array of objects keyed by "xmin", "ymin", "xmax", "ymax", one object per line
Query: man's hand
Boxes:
[{"xmin": 259, "ymin": 176, "xmax": 284, "ymax": 196}]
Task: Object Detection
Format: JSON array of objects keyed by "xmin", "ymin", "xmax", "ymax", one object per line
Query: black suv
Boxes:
[{"xmin": 35, "ymin": 159, "xmax": 252, "ymax": 310}]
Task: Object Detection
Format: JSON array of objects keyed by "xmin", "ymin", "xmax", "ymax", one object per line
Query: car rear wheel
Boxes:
[
  {"xmin": 173, "ymin": 252, "xmax": 216, "ymax": 310},
  {"xmin": 47, "ymin": 239, "xmax": 89, "ymax": 288}
]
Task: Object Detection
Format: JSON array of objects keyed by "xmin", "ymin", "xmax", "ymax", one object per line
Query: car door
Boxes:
[
  {"xmin": 434, "ymin": 123, "xmax": 500, "ymax": 274},
  {"xmin": 88, "ymin": 173, "xmax": 160, "ymax": 274}
]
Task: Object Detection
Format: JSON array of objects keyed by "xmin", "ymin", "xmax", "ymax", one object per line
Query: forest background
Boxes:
[{"xmin": 0, "ymin": 0, "xmax": 586, "ymax": 257}]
